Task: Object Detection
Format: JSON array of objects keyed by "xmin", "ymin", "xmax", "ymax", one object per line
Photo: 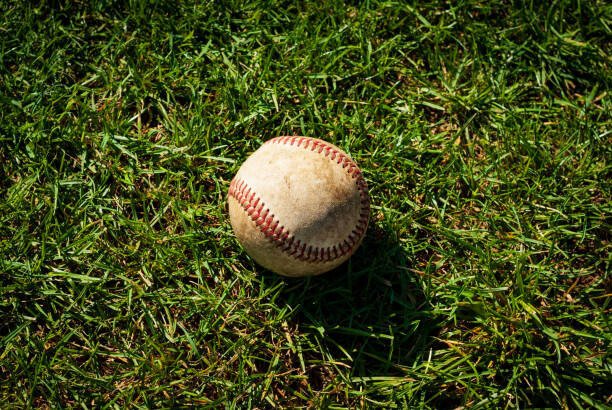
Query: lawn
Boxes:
[{"xmin": 1, "ymin": 0, "xmax": 610, "ymax": 408}]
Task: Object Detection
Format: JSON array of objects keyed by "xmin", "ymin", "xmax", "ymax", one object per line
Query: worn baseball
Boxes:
[{"xmin": 227, "ymin": 136, "xmax": 370, "ymax": 277}]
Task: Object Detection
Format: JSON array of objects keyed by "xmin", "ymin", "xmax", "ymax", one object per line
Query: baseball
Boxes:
[{"xmin": 228, "ymin": 136, "xmax": 370, "ymax": 277}]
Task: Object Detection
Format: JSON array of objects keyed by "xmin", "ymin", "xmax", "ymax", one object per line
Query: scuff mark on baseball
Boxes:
[{"xmin": 227, "ymin": 136, "xmax": 370, "ymax": 277}]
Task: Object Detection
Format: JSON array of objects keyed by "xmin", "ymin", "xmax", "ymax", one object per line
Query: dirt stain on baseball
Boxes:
[{"xmin": 283, "ymin": 174, "xmax": 292, "ymax": 191}]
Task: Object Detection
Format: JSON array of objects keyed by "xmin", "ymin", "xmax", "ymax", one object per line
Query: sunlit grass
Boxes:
[{"xmin": 1, "ymin": 1, "xmax": 610, "ymax": 408}]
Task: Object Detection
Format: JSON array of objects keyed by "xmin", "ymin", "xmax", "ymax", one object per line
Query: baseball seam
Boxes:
[{"xmin": 228, "ymin": 136, "xmax": 370, "ymax": 263}]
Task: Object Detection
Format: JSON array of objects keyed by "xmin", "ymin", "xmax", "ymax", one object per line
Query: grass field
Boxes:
[{"xmin": 1, "ymin": 0, "xmax": 610, "ymax": 408}]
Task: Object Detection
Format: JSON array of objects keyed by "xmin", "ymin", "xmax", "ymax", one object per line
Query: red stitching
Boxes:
[{"xmin": 229, "ymin": 137, "xmax": 370, "ymax": 263}]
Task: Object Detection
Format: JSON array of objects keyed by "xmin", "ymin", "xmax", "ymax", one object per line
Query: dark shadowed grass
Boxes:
[{"xmin": 1, "ymin": 0, "xmax": 610, "ymax": 408}]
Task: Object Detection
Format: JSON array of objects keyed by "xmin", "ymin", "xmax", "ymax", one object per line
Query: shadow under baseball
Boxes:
[{"xmin": 274, "ymin": 222, "xmax": 444, "ymax": 381}]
